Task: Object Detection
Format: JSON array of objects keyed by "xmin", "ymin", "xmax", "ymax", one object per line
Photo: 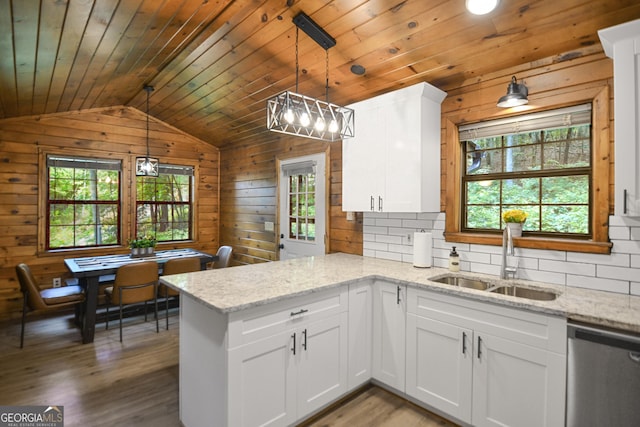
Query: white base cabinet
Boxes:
[
  {"xmin": 347, "ymin": 280, "xmax": 373, "ymax": 390},
  {"xmin": 372, "ymin": 280, "xmax": 406, "ymax": 391},
  {"xmin": 180, "ymin": 288, "xmax": 348, "ymax": 427},
  {"xmin": 406, "ymin": 288, "xmax": 566, "ymax": 427},
  {"xmin": 178, "ymin": 279, "xmax": 567, "ymax": 427}
]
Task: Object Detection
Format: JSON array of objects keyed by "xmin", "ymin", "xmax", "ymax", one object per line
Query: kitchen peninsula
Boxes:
[{"xmin": 160, "ymin": 253, "xmax": 640, "ymax": 427}]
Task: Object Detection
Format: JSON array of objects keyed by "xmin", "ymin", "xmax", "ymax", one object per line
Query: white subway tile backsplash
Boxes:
[
  {"xmin": 518, "ymin": 269, "xmax": 566, "ymax": 285},
  {"xmin": 362, "ymin": 212, "xmax": 640, "ymax": 295},
  {"xmin": 610, "ymin": 239, "xmax": 640, "ymax": 254},
  {"xmin": 597, "ymin": 265, "xmax": 640, "ymax": 282},
  {"xmin": 566, "ymin": 275, "xmax": 630, "ymax": 293},
  {"xmin": 375, "ymin": 218, "xmax": 403, "ymax": 227},
  {"xmin": 566, "ymin": 252, "xmax": 630, "ymax": 267},
  {"xmin": 609, "ymin": 226, "xmax": 631, "ymax": 240},
  {"xmin": 539, "ymin": 259, "xmax": 596, "ymax": 277},
  {"xmin": 375, "ymin": 234, "xmax": 403, "ymax": 244}
]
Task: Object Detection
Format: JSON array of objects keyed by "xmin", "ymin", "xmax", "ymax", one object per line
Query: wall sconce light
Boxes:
[
  {"xmin": 466, "ymin": 0, "xmax": 500, "ymax": 15},
  {"xmin": 135, "ymin": 85, "xmax": 159, "ymax": 177},
  {"xmin": 266, "ymin": 12, "xmax": 354, "ymax": 142},
  {"xmin": 497, "ymin": 76, "xmax": 529, "ymax": 108}
]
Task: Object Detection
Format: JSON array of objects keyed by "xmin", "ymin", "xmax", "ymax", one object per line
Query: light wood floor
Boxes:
[{"xmin": 0, "ymin": 310, "xmax": 458, "ymax": 427}]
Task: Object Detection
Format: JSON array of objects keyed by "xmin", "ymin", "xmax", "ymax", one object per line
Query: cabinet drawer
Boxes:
[
  {"xmin": 407, "ymin": 286, "xmax": 566, "ymax": 354},
  {"xmin": 228, "ymin": 287, "xmax": 348, "ymax": 349}
]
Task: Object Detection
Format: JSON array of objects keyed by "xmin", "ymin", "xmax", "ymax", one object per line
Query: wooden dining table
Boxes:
[{"xmin": 65, "ymin": 248, "xmax": 215, "ymax": 344}]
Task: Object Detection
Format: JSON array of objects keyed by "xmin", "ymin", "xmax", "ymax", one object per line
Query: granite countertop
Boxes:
[{"xmin": 160, "ymin": 253, "xmax": 640, "ymax": 334}]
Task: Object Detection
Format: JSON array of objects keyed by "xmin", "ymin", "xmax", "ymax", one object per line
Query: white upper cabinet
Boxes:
[
  {"xmin": 342, "ymin": 82, "xmax": 447, "ymax": 213},
  {"xmin": 599, "ymin": 19, "xmax": 640, "ymax": 216}
]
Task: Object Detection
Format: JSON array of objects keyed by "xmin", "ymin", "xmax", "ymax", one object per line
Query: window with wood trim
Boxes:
[
  {"xmin": 46, "ymin": 155, "xmax": 121, "ymax": 250},
  {"xmin": 460, "ymin": 104, "xmax": 592, "ymax": 238},
  {"xmin": 135, "ymin": 164, "xmax": 194, "ymax": 242},
  {"xmin": 283, "ymin": 161, "xmax": 317, "ymax": 241}
]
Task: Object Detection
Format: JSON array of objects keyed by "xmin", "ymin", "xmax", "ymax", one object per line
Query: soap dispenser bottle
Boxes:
[{"xmin": 449, "ymin": 246, "xmax": 460, "ymax": 272}]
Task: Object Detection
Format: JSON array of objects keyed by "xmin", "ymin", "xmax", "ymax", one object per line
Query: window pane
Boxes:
[
  {"xmin": 467, "ymin": 147, "xmax": 503, "ymax": 175},
  {"xmin": 543, "ymin": 140, "xmax": 590, "ymax": 169},
  {"xmin": 466, "ymin": 205, "xmax": 500, "ymax": 229},
  {"xmin": 467, "ymin": 181, "xmax": 500, "ymax": 205},
  {"xmin": 542, "ymin": 176, "xmax": 589, "ymax": 204},
  {"xmin": 136, "ymin": 165, "xmax": 193, "ymax": 243},
  {"xmin": 541, "ymin": 205, "xmax": 589, "ymax": 233},
  {"xmin": 502, "ymin": 178, "xmax": 540, "ymax": 204},
  {"xmin": 504, "ymin": 144, "xmax": 541, "ymax": 173}
]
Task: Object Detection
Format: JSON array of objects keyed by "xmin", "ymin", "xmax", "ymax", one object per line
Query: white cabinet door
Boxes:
[
  {"xmin": 342, "ymin": 82, "xmax": 446, "ymax": 213},
  {"xmin": 228, "ymin": 331, "xmax": 297, "ymax": 427},
  {"xmin": 472, "ymin": 332, "xmax": 566, "ymax": 427},
  {"xmin": 297, "ymin": 312, "xmax": 349, "ymax": 416},
  {"xmin": 599, "ymin": 20, "xmax": 640, "ymax": 216},
  {"xmin": 342, "ymin": 100, "xmax": 385, "ymax": 212},
  {"xmin": 372, "ymin": 280, "xmax": 406, "ymax": 391},
  {"xmin": 406, "ymin": 314, "xmax": 473, "ymax": 423},
  {"xmin": 348, "ymin": 281, "xmax": 373, "ymax": 390}
]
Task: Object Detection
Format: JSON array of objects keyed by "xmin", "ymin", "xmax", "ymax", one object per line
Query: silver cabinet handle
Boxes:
[
  {"xmin": 462, "ymin": 332, "xmax": 467, "ymax": 355},
  {"xmin": 477, "ymin": 336, "xmax": 482, "ymax": 359},
  {"xmin": 378, "ymin": 196, "xmax": 383, "ymax": 211},
  {"xmin": 396, "ymin": 285, "xmax": 401, "ymax": 304},
  {"xmin": 302, "ymin": 329, "xmax": 307, "ymax": 351},
  {"xmin": 370, "ymin": 196, "xmax": 375, "ymax": 211},
  {"xmin": 290, "ymin": 308, "xmax": 308, "ymax": 317},
  {"xmin": 624, "ymin": 189, "xmax": 628, "ymax": 214},
  {"xmin": 291, "ymin": 332, "xmax": 296, "ymax": 355}
]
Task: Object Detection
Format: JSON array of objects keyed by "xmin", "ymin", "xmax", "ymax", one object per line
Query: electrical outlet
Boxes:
[{"xmin": 53, "ymin": 277, "xmax": 62, "ymax": 288}]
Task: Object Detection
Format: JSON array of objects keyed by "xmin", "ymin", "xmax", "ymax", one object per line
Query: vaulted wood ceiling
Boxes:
[{"xmin": 1, "ymin": 0, "xmax": 639, "ymax": 149}]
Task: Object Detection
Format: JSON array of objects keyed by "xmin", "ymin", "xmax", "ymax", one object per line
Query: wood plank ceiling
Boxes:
[{"xmin": 1, "ymin": 0, "xmax": 639, "ymax": 149}]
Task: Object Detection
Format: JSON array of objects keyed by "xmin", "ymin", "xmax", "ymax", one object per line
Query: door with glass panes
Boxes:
[{"xmin": 278, "ymin": 153, "xmax": 326, "ymax": 260}]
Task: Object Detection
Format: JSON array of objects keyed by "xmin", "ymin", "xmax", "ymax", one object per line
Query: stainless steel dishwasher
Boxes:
[{"xmin": 567, "ymin": 322, "xmax": 640, "ymax": 426}]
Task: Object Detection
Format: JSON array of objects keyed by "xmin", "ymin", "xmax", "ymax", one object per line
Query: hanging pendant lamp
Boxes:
[
  {"xmin": 135, "ymin": 85, "xmax": 159, "ymax": 177},
  {"xmin": 266, "ymin": 12, "xmax": 354, "ymax": 142}
]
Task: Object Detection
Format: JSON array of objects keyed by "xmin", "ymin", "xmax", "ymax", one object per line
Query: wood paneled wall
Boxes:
[
  {"xmin": 0, "ymin": 107, "xmax": 219, "ymax": 319},
  {"xmin": 219, "ymin": 136, "xmax": 363, "ymax": 266}
]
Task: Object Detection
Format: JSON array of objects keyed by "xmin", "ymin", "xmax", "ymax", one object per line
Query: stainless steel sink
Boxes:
[
  {"xmin": 489, "ymin": 286, "xmax": 558, "ymax": 301},
  {"xmin": 431, "ymin": 275, "xmax": 490, "ymax": 290}
]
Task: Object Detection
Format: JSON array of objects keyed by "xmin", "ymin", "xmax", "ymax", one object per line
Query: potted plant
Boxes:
[
  {"xmin": 502, "ymin": 209, "xmax": 528, "ymax": 237},
  {"xmin": 128, "ymin": 235, "xmax": 157, "ymax": 257}
]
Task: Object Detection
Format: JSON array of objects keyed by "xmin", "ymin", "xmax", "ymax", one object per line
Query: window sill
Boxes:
[{"xmin": 444, "ymin": 232, "xmax": 612, "ymax": 254}]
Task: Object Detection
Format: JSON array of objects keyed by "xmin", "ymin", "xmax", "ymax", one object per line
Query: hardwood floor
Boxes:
[{"xmin": 0, "ymin": 310, "xmax": 458, "ymax": 427}]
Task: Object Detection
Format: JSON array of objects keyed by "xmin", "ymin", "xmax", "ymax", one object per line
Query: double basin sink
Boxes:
[{"xmin": 430, "ymin": 274, "xmax": 558, "ymax": 301}]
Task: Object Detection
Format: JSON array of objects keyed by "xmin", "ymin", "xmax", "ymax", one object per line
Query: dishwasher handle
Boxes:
[{"xmin": 568, "ymin": 323, "xmax": 640, "ymax": 353}]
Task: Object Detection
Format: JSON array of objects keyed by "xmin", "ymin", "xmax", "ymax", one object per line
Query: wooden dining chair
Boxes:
[
  {"xmin": 104, "ymin": 261, "xmax": 159, "ymax": 342},
  {"xmin": 207, "ymin": 245, "xmax": 233, "ymax": 269},
  {"xmin": 160, "ymin": 257, "xmax": 201, "ymax": 329},
  {"xmin": 15, "ymin": 263, "xmax": 85, "ymax": 349}
]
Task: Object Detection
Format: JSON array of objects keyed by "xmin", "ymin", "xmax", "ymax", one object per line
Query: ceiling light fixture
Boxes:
[
  {"xmin": 466, "ymin": 0, "xmax": 500, "ymax": 15},
  {"xmin": 497, "ymin": 76, "xmax": 529, "ymax": 108},
  {"xmin": 266, "ymin": 12, "xmax": 354, "ymax": 142},
  {"xmin": 135, "ymin": 85, "xmax": 159, "ymax": 177}
]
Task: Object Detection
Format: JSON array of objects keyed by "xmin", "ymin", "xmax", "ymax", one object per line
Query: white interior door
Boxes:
[{"xmin": 278, "ymin": 153, "xmax": 326, "ymax": 260}]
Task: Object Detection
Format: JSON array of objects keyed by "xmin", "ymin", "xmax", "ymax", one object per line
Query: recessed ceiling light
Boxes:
[
  {"xmin": 350, "ymin": 64, "xmax": 366, "ymax": 75},
  {"xmin": 466, "ymin": 0, "xmax": 500, "ymax": 15}
]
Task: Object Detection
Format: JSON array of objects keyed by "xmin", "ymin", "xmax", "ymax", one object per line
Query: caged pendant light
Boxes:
[
  {"xmin": 266, "ymin": 12, "xmax": 354, "ymax": 142},
  {"xmin": 135, "ymin": 85, "xmax": 159, "ymax": 177}
]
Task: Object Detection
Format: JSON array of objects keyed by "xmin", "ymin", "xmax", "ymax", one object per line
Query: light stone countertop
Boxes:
[{"xmin": 160, "ymin": 252, "xmax": 640, "ymax": 334}]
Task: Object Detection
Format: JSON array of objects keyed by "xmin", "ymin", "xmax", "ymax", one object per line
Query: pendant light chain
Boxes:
[
  {"xmin": 295, "ymin": 27, "xmax": 299, "ymax": 93},
  {"xmin": 146, "ymin": 86, "xmax": 151, "ymax": 158},
  {"xmin": 325, "ymin": 49, "xmax": 330, "ymax": 103}
]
